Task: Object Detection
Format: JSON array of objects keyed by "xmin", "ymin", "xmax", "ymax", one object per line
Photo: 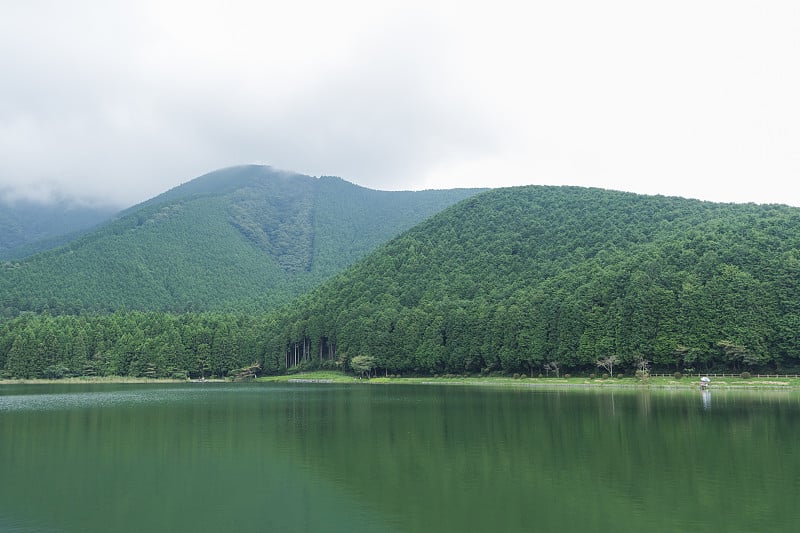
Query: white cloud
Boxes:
[{"xmin": 1, "ymin": 0, "xmax": 799, "ymax": 206}]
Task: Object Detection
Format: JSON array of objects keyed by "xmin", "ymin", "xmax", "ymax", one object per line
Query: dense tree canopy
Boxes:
[
  {"xmin": 0, "ymin": 311, "xmax": 277, "ymax": 380},
  {"xmin": 262, "ymin": 186, "xmax": 800, "ymax": 376},
  {"xmin": 3, "ymin": 184, "xmax": 800, "ymax": 379},
  {"xmin": 0, "ymin": 166, "xmax": 481, "ymax": 316}
]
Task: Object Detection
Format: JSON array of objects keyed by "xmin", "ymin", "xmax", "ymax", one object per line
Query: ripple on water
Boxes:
[{"xmin": 0, "ymin": 387, "xmax": 204, "ymax": 412}]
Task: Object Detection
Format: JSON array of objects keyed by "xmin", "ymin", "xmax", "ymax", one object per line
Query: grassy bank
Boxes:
[
  {"xmin": 4, "ymin": 372, "xmax": 799, "ymax": 389},
  {"xmin": 257, "ymin": 371, "xmax": 800, "ymax": 389}
]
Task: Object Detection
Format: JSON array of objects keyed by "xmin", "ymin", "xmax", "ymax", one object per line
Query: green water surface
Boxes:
[{"xmin": 1, "ymin": 383, "xmax": 798, "ymax": 532}]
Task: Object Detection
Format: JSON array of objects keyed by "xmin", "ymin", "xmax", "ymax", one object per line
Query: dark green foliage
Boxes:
[
  {"xmin": 0, "ymin": 311, "xmax": 275, "ymax": 379},
  {"xmin": 228, "ymin": 172, "xmax": 316, "ymax": 273},
  {"xmin": 7, "ymin": 184, "xmax": 800, "ymax": 379},
  {"xmin": 0, "ymin": 166, "xmax": 482, "ymax": 316},
  {"xmin": 265, "ymin": 185, "xmax": 800, "ymax": 376}
]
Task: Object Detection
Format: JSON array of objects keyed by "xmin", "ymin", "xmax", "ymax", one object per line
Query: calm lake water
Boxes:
[{"xmin": 1, "ymin": 383, "xmax": 799, "ymax": 532}]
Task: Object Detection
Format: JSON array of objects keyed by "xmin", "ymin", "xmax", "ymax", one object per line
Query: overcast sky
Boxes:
[{"xmin": 1, "ymin": 0, "xmax": 799, "ymax": 207}]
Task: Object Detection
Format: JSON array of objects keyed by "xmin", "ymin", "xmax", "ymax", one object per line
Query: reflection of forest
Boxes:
[
  {"xmin": 0, "ymin": 385, "xmax": 387, "ymax": 532},
  {"xmin": 1, "ymin": 385, "xmax": 798, "ymax": 533},
  {"xmin": 264, "ymin": 386, "xmax": 800, "ymax": 532}
]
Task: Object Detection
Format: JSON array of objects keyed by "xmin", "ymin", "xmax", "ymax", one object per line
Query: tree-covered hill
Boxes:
[
  {"xmin": 0, "ymin": 200, "xmax": 117, "ymax": 260},
  {"xmin": 267, "ymin": 186, "xmax": 800, "ymax": 375},
  {"xmin": 0, "ymin": 166, "xmax": 483, "ymax": 316},
  {"xmin": 6, "ymin": 184, "xmax": 800, "ymax": 380}
]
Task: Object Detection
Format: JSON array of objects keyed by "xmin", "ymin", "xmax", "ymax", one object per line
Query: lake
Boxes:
[{"xmin": 1, "ymin": 383, "xmax": 798, "ymax": 532}]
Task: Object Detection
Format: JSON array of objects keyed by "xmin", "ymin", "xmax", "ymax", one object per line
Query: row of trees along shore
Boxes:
[{"xmin": 0, "ymin": 301, "xmax": 797, "ymax": 380}]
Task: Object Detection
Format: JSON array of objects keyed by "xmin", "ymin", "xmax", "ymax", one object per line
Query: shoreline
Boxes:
[
  {"xmin": 0, "ymin": 376, "xmax": 221, "ymax": 385},
  {"xmin": 257, "ymin": 371, "xmax": 800, "ymax": 390},
  {"xmin": 2, "ymin": 373, "xmax": 798, "ymax": 390}
]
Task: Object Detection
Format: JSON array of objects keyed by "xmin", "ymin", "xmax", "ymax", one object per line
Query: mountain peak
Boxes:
[{"xmin": 0, "ymin": 167, "xmax": 483, "ymax": 315}]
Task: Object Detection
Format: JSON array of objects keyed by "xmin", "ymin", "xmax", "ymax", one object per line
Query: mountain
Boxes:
[
  {"xmin": 0, "ymin": 200, "xmax": 117, "ymax": 260},
  {"xmin": 4, "ymin": 184, "xmax": 800, "ymax": 380},
  {"xmin": 266, "ymin": 185, "xmax": 800, "ymax": 375},
  {"xmin": 0, "ymin": 165, "xmax": 483, "ymax": 316}
]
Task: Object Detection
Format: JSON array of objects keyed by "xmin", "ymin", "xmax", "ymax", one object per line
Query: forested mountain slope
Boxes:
[
  {"xmin": 0, "ymin": 200, "xmax": 117, "ymax": 260},
  {"xmin": 0, "ymin": 166, "xmax": 482, "ymax": 316},
  {"xmin": 267, "ymin": 186, "xmax": 800, "ymax": 375},
  {"xmin": 5, "ymin": 184, "xmax": 800, "ymax": 380}
]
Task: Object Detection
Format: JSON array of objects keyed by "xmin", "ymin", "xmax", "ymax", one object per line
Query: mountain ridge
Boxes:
[{"xmin": 0, "ymin": 165, "xmax": 484, "ymax": 316}]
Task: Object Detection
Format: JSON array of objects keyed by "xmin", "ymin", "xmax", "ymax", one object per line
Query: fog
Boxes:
[{"xmin": 2, "ymin": 1, "xmax": 799, "ymax": 207}]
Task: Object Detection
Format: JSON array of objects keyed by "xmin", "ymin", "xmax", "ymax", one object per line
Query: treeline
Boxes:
[
  {"xmin": 0, "ymin": 312, "xmax": 281, "ymax": 380},
  {"xmin": 4, "ymin": 185, "xmax": 800, "ymax": 379}
]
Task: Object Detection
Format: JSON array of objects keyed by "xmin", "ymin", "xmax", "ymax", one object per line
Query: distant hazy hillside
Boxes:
[
  {"xmin": 0, "ymin": 200, "xmax": 117, "ymax": 260},
  {"xmin": 268, "ymin": 186, "xmax": 800, "ymax": 375},
  {"xmin": 0, "ymin": 165, "xmax": 483, "ymax": 315}
]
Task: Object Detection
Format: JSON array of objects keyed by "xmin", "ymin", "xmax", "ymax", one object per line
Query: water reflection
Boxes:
[
  {"xmin": 2, "ymin": 384, "xmax": 800, "ymax": 533},
  {"xmin": 702, "ymin": 389, "xmax": 712, "ymax": 410}
]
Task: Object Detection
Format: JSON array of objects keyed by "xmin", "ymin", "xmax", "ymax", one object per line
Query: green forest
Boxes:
[
  {"xmin": 261, "ymin": 186, "xmax": 800, "ymax": 376},
  {"xmin": 0, "ymin": 311, "xmax": 275, "ymax": 380},
  {"xmin": 0, "ymin": 165, "xmax": 481, "ymax": 316},
  {"xmin": 3, "ymin": 183, "xmax": 800, "ymax": 379}
]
